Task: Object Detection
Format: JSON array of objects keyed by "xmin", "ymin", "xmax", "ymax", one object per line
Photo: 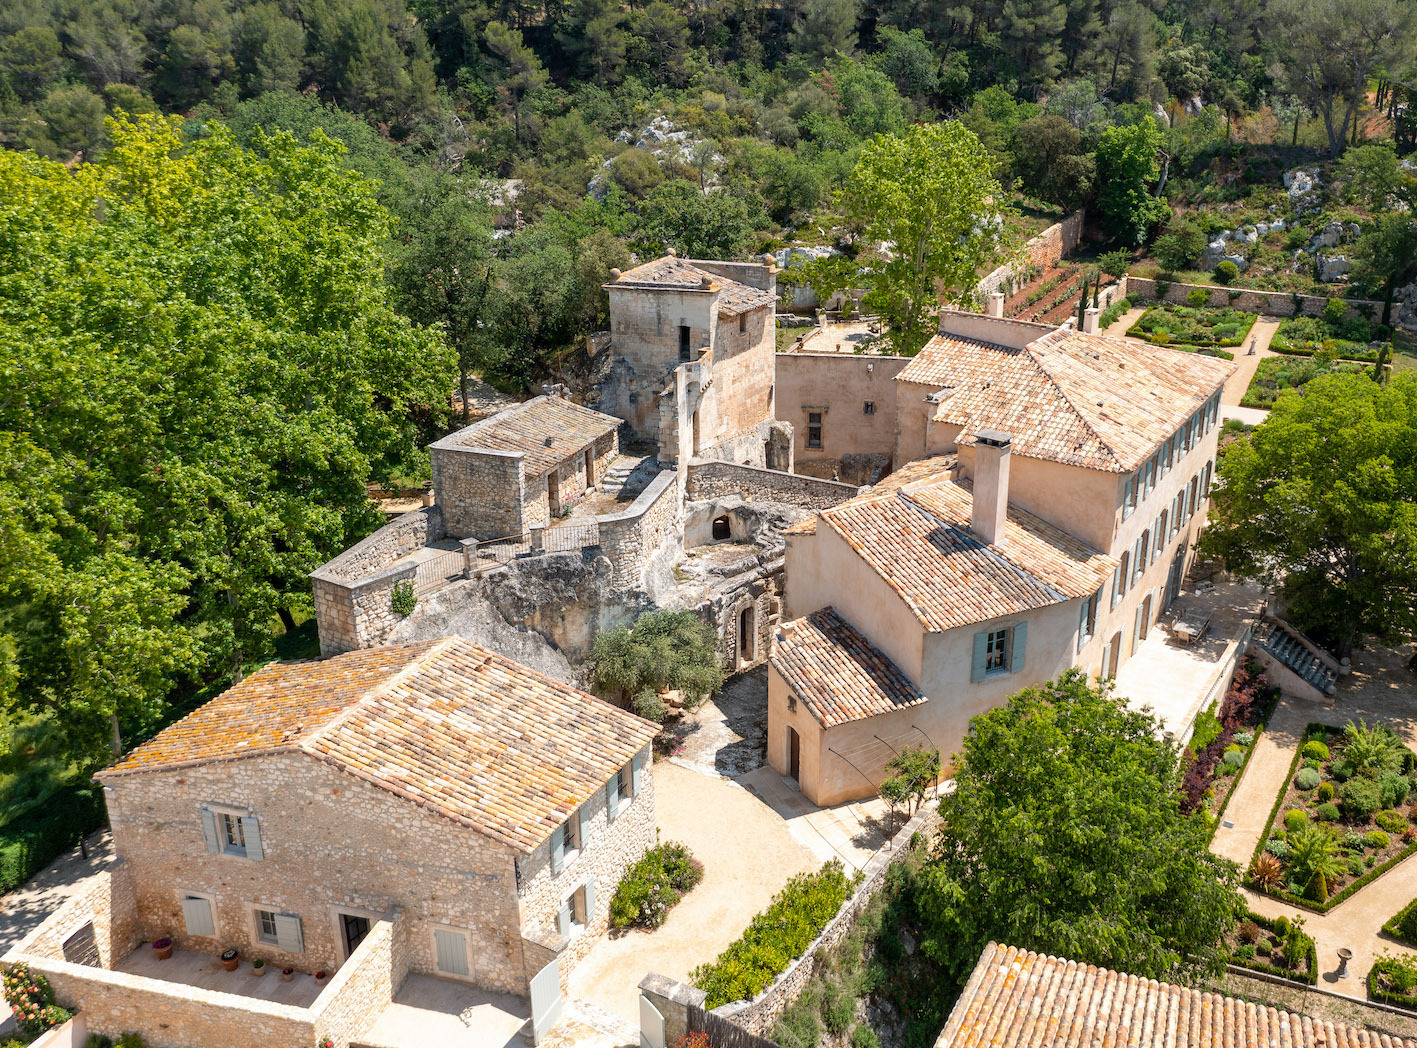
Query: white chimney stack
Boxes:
[
  {"xmin": 972, "ymin": 430, "xmax": 1012, "ymax": 546},
  {"xmin": 1082, "ymin": 307, "xmax": 1101, "ymax": 335},
  {"xmin": 986, "ymin": 292, "xmax": 1005, "ymax": 318}
]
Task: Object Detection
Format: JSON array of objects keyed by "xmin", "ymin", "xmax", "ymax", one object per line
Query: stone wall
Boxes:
[
  {"xmin": 515, "ymin": 746, "xmax": 656, "ymax": 977},
  {"xmin": 432, "ymin": 446, "xmax": 529, "ymax": 540},
  {"xmin": 6, "ymin": 865, "xmax": 140, "ymax": 968},
  {"xmin": 1124, "ymin": 275, "xmax": 1385, "ymax": 320},
  {"xmin": 710, "ymin": 806, "xmax": 941, "ymax": 1036},
  {"xmin": 976, "ymin": 209, "xmax": 1086, "ymax": 299},
  {"xmin": 99, "ymin": 752, "xmax": 531, "ymax": 996},
  {"xmin": 773, "ymin": 353, "xmax": 909, "ymax": 473},
  {"xmin": 686, "ymin": 461, "xmax": 860, "ymax": 512},
  {"xmin": 310, "ymin": 909, "xmax": 404, "ymax": 1048},
  {"xmin": 599, "ymin": 469, "xmax": 685, "ymax": 589}
]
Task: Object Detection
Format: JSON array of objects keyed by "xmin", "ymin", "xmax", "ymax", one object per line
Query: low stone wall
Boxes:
[
  {"xmin": 599, "ymin": 469, "xmax": 684, "ymax": 589},
  {"xmin": 311, "ymin": 909, "xmax": 404, "ymax": 1047},
  {"xmin": 1124, "ymin": 276, "xmax": 1385, "ymax": 321},
  {"xmin": 977, "ymin": 209, "xmax": 1086, "ymax": 300},
  {"xmin": 6, "ymin": 865, "xmax": 140, "ymax": 967},
  {"xmin": 711, "ymin": 805, "xmax": 940, "ymax": 1036},
  {"xmin": 686, "ymin": 461, "xmax": 860, "ymax": 512},
  {"xmin": 316, "ymin": 506, "xmax": 445, "ymax": 584}
]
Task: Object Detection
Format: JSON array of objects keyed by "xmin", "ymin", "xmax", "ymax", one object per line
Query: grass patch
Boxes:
[
  {"xmin": 1240, "ymin": 356, "xmax": 1371, "ymax": 409},
  {"xmin": 1128, "ymin": 305, "xmax": 1257, "ymax": 350}
]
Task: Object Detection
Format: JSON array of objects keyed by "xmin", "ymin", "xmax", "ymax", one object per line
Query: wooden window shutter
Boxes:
[
  {"xmin": 551, "ymin": 825, "xmax": 566, "ymax": 874},
  {"xmin": 970, "ymin": 631, "xmax": 989, "ymax": 682},
  {"xmin": 434, "ymin": 929, "xmax": 469, "ymax": 975},
  {"xmin": 578, "ymin": 802, "xmax": 592, "ymax": 848},
  {"xmin": 605, "ymin": 779, "xmax": 618, "ymax": 823},
  {"xmin": 632, "ymin": 752, "xmax": 645, "ymax": 796},
  {"xmin": 200, "ymin": 809, "xmax": 220, "ymax": 853},
  {"xmin": 273, "ymin": 914, "xmax": 304, "ymax": 954},
  {"xmin": 557, "ymin": 898, "xmax": 572, "ymax": 937},
  {"xmin": 240, "ymin": 817, "xmax": 263, "ymax": 861},
  {"xmin": 585, "ymin": 878, "xmax": 597, "ymax": 923},
  {"xmin": 1010, "ymin": 623, "xmax": 1028, "ymax": 674},
  {"xmin": 180, "ymin": 896, "xmax": 215, "ymax": 937}
]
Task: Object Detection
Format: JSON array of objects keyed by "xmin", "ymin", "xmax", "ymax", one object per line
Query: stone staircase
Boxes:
[
  {"xmin": 1252, "ymin": 618, "xmax": 1341, "ymax": 697},
  {"xmin": 599, "ymin": 460, "xmax": 639, "ymax": 500}
]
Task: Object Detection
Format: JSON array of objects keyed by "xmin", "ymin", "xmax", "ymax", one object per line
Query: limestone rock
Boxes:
[
  {"xmin": 1222, "ymin": 254, "xmax": 1250, "ymax": 272},
  {"xmin": 1319, "ymin": 255, "xmax": 1351, "ymax": 281},
  {"xmin": 1395, "ymin": 282, "xmax": 1417, "ymax": 333}
]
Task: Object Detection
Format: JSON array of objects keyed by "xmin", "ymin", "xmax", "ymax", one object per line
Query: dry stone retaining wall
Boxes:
[
  {"xmin": 1124, "ymin": 276, "xmax": 1385, "ymax": 321},
  {"xmin": 686, "ymin": 461, "xmax": 860, "ymax": 512},
  {"xmin": 977, "ymin": 209, "xmax": 1086, "ymax": 300},
  {"xmin": 599, "ymin": 469, "xmax": 684, "ymax": 588}
]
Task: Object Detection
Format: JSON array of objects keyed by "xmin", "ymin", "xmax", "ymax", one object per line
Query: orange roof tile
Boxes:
[
  {"xmin": 815, "ymin": 464, "xmax": 1116, "ymax": 632},
  {"xmin": 610, "ymin": 256, "xmax": 774, "ymax": 316},
  {"xmin": 430, "ymin": 396, "xmax": 619, "ymax": 479},
  {"xmin": 771, "ymin": 609, "xmax": 926, "ymax": 728},
  {"xmin": 939, "ymin": 943, "xmax": 1409, "ymax": 1048},
  {"xmin": 896, "ymin": 316, "xmax": 1232, "ymax": 472},
  {"xmin": 99, "ymin": 638, "xmax": 658, "ymax": 853}
]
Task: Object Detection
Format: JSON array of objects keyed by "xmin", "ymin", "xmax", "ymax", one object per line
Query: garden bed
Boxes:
[
  {"xmin": 1239, "ymin": 357, "xmax": 1371, "ymax": 409},
  {"xmin": 1369, "ymin": 953, "xmax": 1417, "ymax": 1010},
  {"xmin": 609, "ymin": 840, "xmax": 704, "ymax": 932},
  {"xmin": 1270, "ymin": 314, "xmax": 1388, "ymax": 363},
  {"xmin": 1247, "ymin": 721, "xmax": 1417, "ymax": 912},
  {"xmin": 1127, "ymin": 305, "xmax": 1257, "ymax": 353},
  {"xmin": 1222, "ymin": 910, "xmax": 1318, "ymax": 985},
  {"xmin": 1382, "ymin": 897, "xmax": 1417, "ymax": 948},
  {"xmin": 1181, "ymin": 660, "xmax": 1279, "ymax": 823}
]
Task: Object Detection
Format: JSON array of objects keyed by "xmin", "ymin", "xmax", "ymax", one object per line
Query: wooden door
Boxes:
[{"xmin": 787, "ymin": 726, "xmax": 801, "ymax": 780}]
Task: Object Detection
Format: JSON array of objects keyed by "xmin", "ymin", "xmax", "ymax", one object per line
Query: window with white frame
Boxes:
[
  {"xmin": 1154, "ymin": 514, "xmax": 1167, "ymax": 560},
  {"xmin": 551, "ymin": 815, "xmax": 581, "ymax": 875},
  {"xmin": 1109, "ymin": 563, "xmax": 1123, "ymax": 608},
  {"xmin": 250, "ymin": 907, "xmax": 303, "ymax": 953},
  {"xmin": 1133, "ymin": 534, "xmax": 1147, "ymax": 581},
  {"xmin": 1077, "ymin": 592, "xmax": 1098, "ymax": 651},
  {"xmin": 200, "ymin": 806, "xmax": 263, "ymax": 861},
  {"xmin": 556, "ymin": 880, "xmax": 597, "ymax": 938},
  {"xmin": 605, "ymin": 752, "xmax": 645, "ymax": 823}
]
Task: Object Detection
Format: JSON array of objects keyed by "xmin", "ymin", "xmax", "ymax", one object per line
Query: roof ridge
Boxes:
[{"xmin": 1020, "ymin": 333, "xmax": 1126, "ymax": 472}]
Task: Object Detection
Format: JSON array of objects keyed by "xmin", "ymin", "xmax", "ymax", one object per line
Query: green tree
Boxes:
[
  {"xmin": 0, "ymin": 114, "xmax": 452, "ymax": 759},
  {"xmin": 1152, "ymin": 217, "xmax": 1207, "ymax": 271},
  {"xmin": 587, "ymin": 611, "xmax": 728, "ymax": 721},
  {"xmin": 26, "ymin": 85, "xmax": 108, "ymax": 160},
  {"xmin": 1337, "ymin": 144, "xmax": 1416, "ymax": 210},
  {"xmin": 1200, "ymin": 372, "xmax": 1417, "ymax": 658},
  {"xmin": 872, "ymin": 27, "xmax": 939, "ymax": 103},
  {"xmin": 880, "ymin": 744, "xmax": 941, "ymax": 815},
  {"xmin": 790, "ymin": 0, "xmax": 860, "ymax": 62},
  {"xmin": 636, "ymin": 178, "xmax": 757, "ymax": 259},
  {"xmin": 1012, "ymin": 115, "xmax": 1095, "ymax": 211},
  {"xmin": 484, "ymin": 21, "xmax": 548, "ymax": 144},
  {"xmin": 232, "ymin": 4, "xmax": 308, "ymax": 95},
  {"xmin": 1094, "ymin": 121, "xmax": 1170, "ymax": 245},
  {"xmin": 1000, "ymin": 0, "xmax": 1068, "ymax": 88},
  {"xmin": 1351, "ymin": 214, "xmax": 1417, "ymax": 328},
  {"xmin": 915, "ymin": 670, "xmax": 1242, "ymax": 986},
  {"xmin": 811, "ymin": 121, "xmax": 1012, "ymax": 354},
  {"xmin": 0, "ymin": 26, "xmax": 63, "ymax": 103}
]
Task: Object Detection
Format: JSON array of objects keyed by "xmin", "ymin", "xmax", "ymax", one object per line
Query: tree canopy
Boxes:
[
  {"xmin": 916, "ymin": 670, "xmax": 1242, "ymax": 986},
  {"xmin": 587, "ymin": 610, "xmax": 728, "ymax": 721},
  {"xmin": 1200, "ymin": 373, "xmax": 1417, "ymax": 659},
  {"xmin": 0, "ymin": 113, "xmax": 452, "ymax": 759}
]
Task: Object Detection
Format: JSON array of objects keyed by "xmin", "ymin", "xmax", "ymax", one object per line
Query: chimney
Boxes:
[
  {"xmin": 972, "ymin": 430, "xmax": 1012, "ymax": 546},
  {"xmin": 986, "ymin": 292, "xmax": 1005, "ymax": 318},
  {"xmin": 1082, "ymin": 307, "xmax": 1100, "ymax": 335}
]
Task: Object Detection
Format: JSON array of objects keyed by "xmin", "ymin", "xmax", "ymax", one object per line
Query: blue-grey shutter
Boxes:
[
  {"xmin": 557, "ymin": 898, "xmax": 572, "ymax": 937},
  {"xmin": 606, "ymin": 779, "xmax": 618, "ymax": 823},
  {"xmin": 585, "ymin": 878, "xmax": 596, "ymax": 923},
  {"xmin": 632, "ymin": 752, "xmax": 645, "ymax": 796},
  {"xmin": 273, "ymin": 914, "xmax": 303, "ymax": 953},
  {"xmin": 1010, "ymin": 622, "xmax": 1028, "ymax": 674},
  {"xmin": 578, "ymin": 802, "xmax": 592, "ymax": 847},
  {"xmin": 970, "ymin": 631, "xmax": 989, "ymax": 682},
  {"xmin": 551, "ymin": 826, "xmax": 565, "ymax": 874},
  {"xmin": 200, "ymin": 809, "xmax": 220, "ymax": 853},
  {"xmin": 181, "ymin": 896, "xmax": 215, "ymax": 937},
  {"xmin": 434, "ymin": 929, "xmax": 468, "ymax": 975},
  {"xmin": 240, "ymin": 817, "xmax": 263, "ymax": 861}
]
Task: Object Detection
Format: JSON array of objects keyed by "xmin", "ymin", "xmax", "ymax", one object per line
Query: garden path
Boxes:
[
  {"xmin": 1220, "ymin": 317, "xmax": 1281, "ymax": 407},
  {"xmin": 1208, "ymin": 641, "xmax": 1417, "ymax": 992}
]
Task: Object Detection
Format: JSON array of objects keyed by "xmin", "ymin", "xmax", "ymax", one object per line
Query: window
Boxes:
[
  {"xmin": 1121, "ymin": 475, "xmax": 1136, "ymax": 519},
  {"xmin": 257, "ymin": 909, "xmax": 279, "ymax": 944},
  {"xmin": 738, "ymin": 313, "xmax": 746, "ymax": 334},
  {"xmin": 433, "ymin": 927, "xmax": 471, "ymax": 977},
  {"xmin": 1144, "ymin": 454, "xmax": 1159, "ymax": 495},
  {"xmin": 557, "ymin": 880, "xmax": 598, "ymax": 938},
  {"xmin": 971, "ymin": 623, "xmax": 1027, "ymax": 681},
  {"xmin": 1133, "ymin": 534, "xmax": 1148, "ymax": 581},
  {"xmin": 1202, "ymin": 460, "xmax": 1213, "ymax": 496},
  {"xmin": 250, "ymin": 908, "xmax": 303, "ymax": 953},
  {"xmin": 605, "ymin": 752, "xmax": 645, "ymax": 822},
  {"xmin": 1111, "ymin": 558, "xmax": 1127, "ymax": 608},
  {"xmin": 863, "ymin": 401, "xmax": 876, "ymax": 415},
  {"xmin": 1162, "ymin": 437, "xmax": 1173, "ymax": 474},
  {"xmin": 1077, "ymin": 592, "xmax": 1098, "ymax": 651},
  {"xmin": 806, "ymin": 411, "xmax": 823, "ymax": 449},
  {"xmin": 1155, "ymin": 513, "xmax": 1168, "ymax": 559},
  {"xmin": 200, "ymin": 807, "xmax": 263, "ymax": 861},
  {"xmin": 551, "ymin": 817, "xmax": 579, "ymax": 875},
  {"xmin": 678, "ymin": 325, "xmax": 691, "ymax": 361}
]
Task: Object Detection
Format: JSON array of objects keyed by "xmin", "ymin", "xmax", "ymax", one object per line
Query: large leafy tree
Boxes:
[
  {"xmin": 1095, "ymin": 121, "xmax": 1170, "ymax": 245},
  {"xmin": 1350, "ymin": 214, "xmax": 1417, "ymax": 330},
  {"xmin": 1200, "ymin": 373, "xmax": 1417, "ymax": 658},
  {"xmin": 807, "ymin": 121, "xmax": 1012, "ymax": 354},
  {"xmin": 587, "ymin": 610, "xmax": 728, "ymax": 722},
  {"xmin": 0, "ymin": 114, "xmax": 453, "ymax": 759},
  {"xmin": 916, "ymin": 671, "xmax": 1242, "ymax": 985}
]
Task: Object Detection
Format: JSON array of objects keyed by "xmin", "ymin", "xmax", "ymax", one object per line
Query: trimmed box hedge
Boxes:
[
  {"xmin": 1382, "ymin": 897, "xmax": 1417, "ymax": 948},
  {"xmin": 1226, "ymin": 910, "xmax": 1318, "ymax": 985}
]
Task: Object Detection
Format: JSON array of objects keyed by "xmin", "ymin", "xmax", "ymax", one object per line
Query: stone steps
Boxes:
[{"xmin": 1254, "ymin": 620, "xmax": 1339, "ymax": 694}]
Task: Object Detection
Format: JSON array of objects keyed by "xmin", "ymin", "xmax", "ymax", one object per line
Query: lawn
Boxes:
[
  {"xmin": 1128, "ymin": 306, "xmax": 1257, "ymax": 353},
  {"xmin": 1270, "ymin": 315, "xmax": 1387, "ymax": 362},
  {"xmin": 1248, "ymin": 721, "xmax": 1417, "ymax": 911},
  {"xmin": 1240, "ymin": 356, "xmax": 1371, "ymax": 409}
]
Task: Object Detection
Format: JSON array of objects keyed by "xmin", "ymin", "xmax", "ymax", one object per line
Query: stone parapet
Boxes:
[
  {"xmin": 686, "ymin": 461, "xmax": 860, "ymax": 512},
  {"xmin": 598, "ymin": 469, "xmax": 684, "ymax": 589},
  {"xmin": 1124, "ymin": 275, "xmax": 1385, "ymax": 321},
  {"xmin": 976, "ymin": 210, "xmax": 1085, "ymax": 300}
]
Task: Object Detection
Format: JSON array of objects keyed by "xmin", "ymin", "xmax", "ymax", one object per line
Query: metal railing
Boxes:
[
  {"xmin": 543, "ymin": 521, "xmax": 600, "ymax": 552},
  {"xmin": 413, "ymin": 548, "xmax": 467, "ymax": 595}
]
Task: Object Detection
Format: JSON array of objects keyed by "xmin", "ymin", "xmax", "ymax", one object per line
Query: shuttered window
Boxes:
[
  {"xmin": 434, "ymin": 928, "xmax": 469, "ymax": 976},
  {"xmin": 199, "ymin": 807, "xmax": 263, "ymax": 861},
  {"xmin": 970, "ymin": 623, "xmax": 1027, "ymax": 681},
  {"xmin": 180, "ymin": 896, "xmax": 215, "ymax": 937}
]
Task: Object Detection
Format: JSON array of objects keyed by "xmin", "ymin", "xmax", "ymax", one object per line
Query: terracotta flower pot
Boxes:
[
  {"xmin": 279, "ymin": 969, "xmax": 294, "ymax": 982},
  {"xmin": 220, "ymin": 949, "xmax": 239, "ymax": 972},
  {"xmin": 153, "ymin": 941, "xmax": 173, "ymax": 960},
  {"xmin": 314, "ymin": 970, "xmax": 328, "ymax": 985}
]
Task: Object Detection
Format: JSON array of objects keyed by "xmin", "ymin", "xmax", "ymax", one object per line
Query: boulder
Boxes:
[
  {"xmin": 1344, "ymin": 222, "xmax": 1362, "ymax": 239},
  {"xmin": 1201, "ymin": 239, "xmax": 1228, "ymax": 270},
  {"xmin": 1255, "ymin": 222, "xmax": 1270, "ymax": 235},
  {"xmin": 1395, "ymin": 282, "xmax": 1417, "ymax": 333},
  {"xmin": 1231, "ymin": 227, "xmax": 1257, "ymax": 245},
  {"xmin": 1222, "ymin": 254, "xmax": 1250, "ymax": 272},
  {"xmin": 1319, "ymin": 222, "xmax": 1344, "ymax": 247},
  {"xmin": 1319, "ymin": 255, "xmax": 1351, "ymax": 281}
]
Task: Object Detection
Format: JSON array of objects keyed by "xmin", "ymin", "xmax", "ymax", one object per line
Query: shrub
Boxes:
[
  {"xmin": 1213, "ymin": 260, "xmax": 1240, "ymax": 284},
  {"xmin": 1304, "ymin": 758, "xmax": 1320, "ymax": 771},
  {"xmin": 1331, "ymin": 759, "xmax": 1354, "ymax": 782},
  {"xmin": 1343, "ymin": 719, "xmax": 1404, "ymax": 777},
  {"xmin": 1340, "ymin": 777, "xmax": 1383, "ymax": 821},
  {"xmin": 1381, "ymin": 772, "xmax": 1411, "ymax": 809},
  {"xmin": 1237, "ymin": 919, "xmax": 1261, "ymax": 944},
  {"xmin": 693, "ymin": 861, "xmax": 858, "ymax": 1007},
  {"xmin": 1250, "ymin": 853, "xmax": 1284, "ymax": 888},
  {"xmin": 1274, "ymin": 915, "xmax": 1290, "ymax": 937},
  {"xmin": 1222, "ymin": 749, "xmax": 1244, "ymax": 768},
  {"xmin": 1233, "ymin": 943, "xmax": 1256, "ymax": 960},
  {"xmin": 1265, "ymin": 837, "xmax": 1290, "ymax": 860},
  {"xmin": 851, "ymin": 1027, "xmax": 881, "ymax": 1048},
  {"xmin": 609, "ymin": 841, "xmax": 705, "ymax": 930},
  {"xmin": 1301, "ymin": 740, "xmax": 1330, "ymax": 761},
  {"xmin": 1316, "ymin": 802, "xmax": 1341, "ymax": 822},
  {"xmin": 1375, "ymin": 952, "xmax": 1417, "ymax": 995},
  {"xmin": 1318, "ymin": 782, "xmax": 1335, "ymax": 802},
  {"xmin": 1323, "ymin": 297, "xmax": 1347, "ymax": 325},
  {"xmin": 773, "ymin": 987, "xmax": 823, "ymax": 1048},
  {"xmin": 1187, "ymin": 287, "xmax": 1209, "ymax": 306},
  {"xmin": 1284, "ymin": 809, "xmax": 1309, "ymax": 833},
  {"xmin": 1349, "ymin": 857, "xmax": 1367, "ymax": 876},
  {"xmin": 821, "ymin": 980, "xmax": 855, "ymax": 1034},
  {"xmin": 1295, "ymin": 768, "xmax": 1320, "ymax": 790},
  {"xmin": 2, "ymin": 962, "xmax": 71, "ymax": 1037},
  {"xmin": 1368, "ymin": 830, "xmax": 1392, "ymax": 849},
  {"xmin": 1375, "ymin": 809, "xmax": 1407, "ymax": 834},
  {"xmin": 389, "ymin": 579, "xmax": 417, "ymax": 617}
]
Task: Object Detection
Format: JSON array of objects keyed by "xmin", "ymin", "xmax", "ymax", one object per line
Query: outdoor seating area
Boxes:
[{"xmin": 116, "ymin": 944, "xmax": 325, "ymax": 1009}]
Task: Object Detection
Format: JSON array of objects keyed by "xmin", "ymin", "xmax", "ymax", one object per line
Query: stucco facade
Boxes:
[{"xmin": 774, "ymin": 352, "xmax": 910, "ymax": 481}]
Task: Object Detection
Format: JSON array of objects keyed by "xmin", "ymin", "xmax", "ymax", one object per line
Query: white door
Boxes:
[
  {"xmin": 640, "ymin": 994, "xmax": 665, "ymax": 1048},
  {"xmin": 531, "ymin": 957, "xmax": 562, "ymax": 1044}
]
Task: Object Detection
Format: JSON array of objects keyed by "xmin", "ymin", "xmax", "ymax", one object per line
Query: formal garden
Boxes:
[
  {"xmin": 1126, "ymin": 303, "xmax": 1257, "ymax": 358},
  {"xmin": 1221, "ymin": 911, "xmax": 1318, "ymax": 985},
  {"xmin": 1270, "ymin": 303, "xmax": 1392, "ymax": 363},
  {"xmin": 1180, "ymin": 660, "xmax": 1280, "ymax": 822},
  {"xmin": 1240, "ymin": 356, "xmax": 1371, "ymax": 409},
  {"xmin": 1248, "ymin": 721, "xmax": 1417, "ymax": 910}
]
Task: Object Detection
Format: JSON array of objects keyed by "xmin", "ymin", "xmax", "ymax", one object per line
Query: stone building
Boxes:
[
  {"xmin": 94, "ymin": 636, "xmax": 657, "ymax": 998},
  {"xmin": 600, "ymin": 253, "xmax": 788, "ymax": 468},
  {"xmin": 768, "ymin": 309, "xmax": 1231, "ymax": 805}
]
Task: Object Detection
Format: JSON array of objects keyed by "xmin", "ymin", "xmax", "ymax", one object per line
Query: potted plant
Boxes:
[
  {"xmin": 152, "ymin": 938, "xmax": 173, "ymax": 961},
  {"xmin": 314, "ymin": 969, "xmax": 328, "ymax": 985},
  {"xmin": 279, "ymin": 967, "xmax": 295, "ymax": 982},
  {"xmin": 220, "ymin": 948, "xmax": 239, "ymax": 972},
  {"xmin": 250, "ymin": 958, "xmax": 266, "ymax": 977}
]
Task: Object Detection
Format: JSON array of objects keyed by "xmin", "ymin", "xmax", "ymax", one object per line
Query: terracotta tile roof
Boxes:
[
  {"xmin": 940, "ymin": 943, "xmax": 1409, "ymax": 1048},
  {"xmin": 771, "ymin": 608, "xmax": 927, "ymax": 727},
  {"xmin": 610, "ymin": 255, "xmax": 774, "ymax": 317},
  {"xmin": 896, "ymin": 316, "xmax": 1233, "ymax": 472},
  {"xmin": 100, "ymin": 638, "xmax": 658, "ymax": 853},
  {"xmin": 430, "ymin": 395, "xmax": 619, "ymax": 479},
  {"xmin": 815, "ymin": 465, "xmax": 1116, "ymax": 632}
]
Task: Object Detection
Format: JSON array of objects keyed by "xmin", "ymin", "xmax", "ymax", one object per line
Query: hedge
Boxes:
[
  {"xmin": 0, "ymin": 783, "xmax": 106, "ymax": 895},
  {"xmin": 1369, "ymin": 957, "xmax": 1417, "ymax": 1010},
  {"xmin": 1227, "ymin": 909, "xmax": 1318, "ymax": 985},
  {"xmin": 1382, "ymin": 897, "xmax": 1417, "ymax": 948},
  {"xmin": 691, "ymin": 860, "xmax": 860, "ymax": 1008},
  {"xmin": 1246, "ymin": 724, "xmax": 1417, "ymax": 914}
]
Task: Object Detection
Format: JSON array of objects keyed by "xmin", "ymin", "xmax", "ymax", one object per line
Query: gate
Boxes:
[
  {"xmin": 530, "ymin": 957, "xmax": 563, "ymax": 1044},
  {"xmin": 640, "ymin": 994, "xmax": 665, "ymax": 1048}
]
